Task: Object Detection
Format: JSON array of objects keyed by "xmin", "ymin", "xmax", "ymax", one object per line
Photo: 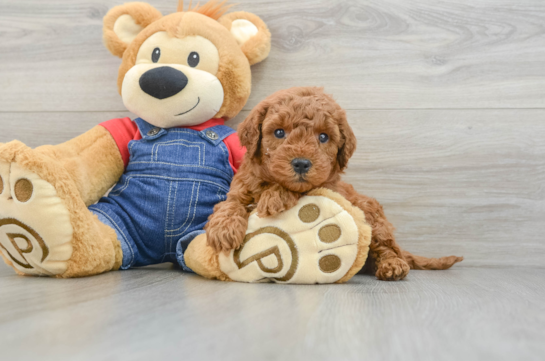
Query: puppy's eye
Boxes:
[
  {"xmin": 319, "ymin": 133, "xmax": 329, "ymax": 143},
  {"xmin": 188, "ymin": 52, "xmax": 200, "ymax": 67},
  {"xmin": 152, "ymin": 48, "xmax": 160, "ymax": 63},
  {"xmin": 274, "ymin": 129, "xmax": 285, "ymax": 139}
]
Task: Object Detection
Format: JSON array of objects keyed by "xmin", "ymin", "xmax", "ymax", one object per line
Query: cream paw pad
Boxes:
[
  {"xmin": 0, "ymin": 158, "xmax": 74, "ymax": 276},
  {"xmin": 218, "ymin": 188, "xmax": 372, "ymax": 284}
]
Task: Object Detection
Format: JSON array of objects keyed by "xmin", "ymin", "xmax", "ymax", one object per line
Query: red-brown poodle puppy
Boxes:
[{"xmin": 206, "ymin": 87, "xmax": 462, "ymax": 281}]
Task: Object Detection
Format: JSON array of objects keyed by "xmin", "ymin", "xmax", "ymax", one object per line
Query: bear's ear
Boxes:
[
  {"xmin": 219, "ymin": 11, "xmax": 271, "ymax": 65},
  {"xmin": 103, "ymin": 2, "xmax": 162, "ymax": 58}
]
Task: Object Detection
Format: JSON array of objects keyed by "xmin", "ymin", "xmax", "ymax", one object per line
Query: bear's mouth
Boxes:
[{"xmin": 175, "ymin": 97, "xmax": 200, "ymax": 116}]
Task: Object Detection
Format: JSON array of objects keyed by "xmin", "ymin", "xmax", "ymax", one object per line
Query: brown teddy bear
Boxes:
[{"xmin": 0, "ymin": 1, "xmax": 373, "ymax": 283}]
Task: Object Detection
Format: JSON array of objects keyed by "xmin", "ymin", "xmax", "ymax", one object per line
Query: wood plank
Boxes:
[
  {"xmin": 0, "ymin": 111, "xmax": 133, "ymax": 147},
  {"xmin": 344, "ymin": 109, "xmax": 545, "ymax": 268},
  {"xmin": 1, "ymin": 109, "xmax": 544, "ymax": 267},
  {"xmin": 1, "ymin": 0, "xmax": 545, "ymax": 111},
  {"xmin": 0, "ymin": 265, "xmax": 544, "ymax": 361}
]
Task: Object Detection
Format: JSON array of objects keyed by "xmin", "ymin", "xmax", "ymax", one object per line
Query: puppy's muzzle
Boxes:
[
  {"xmin": 291, "ymin": 158, "xmax": 312, "ymax": 175},
  {"xmin": 139, "ymin": 66, "xmax": 188, "ymax": 99}
]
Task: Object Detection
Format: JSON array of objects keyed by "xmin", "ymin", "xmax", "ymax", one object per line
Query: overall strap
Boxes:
[
  {"xmin": 134, "ymin": 118, "xmax": 167, "ymax": 140},
  {"xmin": 197, "ymin": 125, "xmax": 236, "ymax": 146}
]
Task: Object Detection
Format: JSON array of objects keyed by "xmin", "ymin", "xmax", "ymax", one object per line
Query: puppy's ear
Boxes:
[
  {"xmin": 103, "ymin": 2, "xmax": 162, "ymax": 58},
  {"xmin": 337, "ymin": 112, "xmax": 357, "ymax": 171},
  {"xmin": 219, "ymin": 12, "xmax": 271, "ymax": 65},
  {"xmin": 238, "ymin": 100, "xmax": 270, "ymax": 159}
]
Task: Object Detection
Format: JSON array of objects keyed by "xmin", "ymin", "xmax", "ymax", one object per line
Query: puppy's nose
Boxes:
[
  {"xmin": 139, "ymin": 66, "xmax": 188, "ymax": 99},
  {"xmin": 291, "ymin": 158, "xmax": 312, "ymax": 175}
]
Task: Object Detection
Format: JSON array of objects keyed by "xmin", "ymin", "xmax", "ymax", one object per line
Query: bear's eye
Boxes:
[
  {"xmin": 274, "ymin": 129, "xmax": 285, "ymax": 139},
  {"xmin": 152, "ymin": 48, "xmax": 160, "ymax": 63},
  {"xmin": 188, "ymin": 52, "xmax": 200, "ymax": 67},
  {"xmin": 319, "ymin": 133, "xmax": 329, "ymax": 143}
]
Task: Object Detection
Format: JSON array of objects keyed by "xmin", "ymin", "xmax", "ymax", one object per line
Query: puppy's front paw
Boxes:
[
  {"xmin": 205, "ymin": 214, "xmax": 248, "ymax": 253},
  {"xmin": 256, "ymin": 194, "xmax": 285, "ymax": 218},
  {"xmin": 375, "ymin": 257, "xmax": 410, "ymax": 281},
  {"xmin": 257, "ymin": 186, "xmax": 299, "ymax": 218}
]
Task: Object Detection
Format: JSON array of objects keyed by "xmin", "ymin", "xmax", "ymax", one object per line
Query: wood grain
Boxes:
[
  {"xmin": 2, "ymin": 109, "xmax": 544, "ymax": 267},
  {"xmin": 1, "ymin": 0, "xmax": 545, "ymax": 111},
  {"xmin": 0, "ymin": 265, "xmax": 544, "ymax": 361}
]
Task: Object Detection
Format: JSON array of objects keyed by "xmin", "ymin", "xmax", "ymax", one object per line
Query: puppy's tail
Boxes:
[{"xmin": 401, "ymin": 250, "xmax": 463, "ymax": 270}]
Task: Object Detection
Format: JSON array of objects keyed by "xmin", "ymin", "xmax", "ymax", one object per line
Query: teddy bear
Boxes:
[{"xmin": 0, "ymin": 0, "xmax": 372, "ymax": 283}]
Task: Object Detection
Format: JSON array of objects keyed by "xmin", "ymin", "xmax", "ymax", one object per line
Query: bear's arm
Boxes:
[
  {"xmin": 99, "ymin": 117, "xmax": 141, "ymax": 168},
  {"xmin": 35, "ymin": 124, "xmax": 126, "ymax": 206}
]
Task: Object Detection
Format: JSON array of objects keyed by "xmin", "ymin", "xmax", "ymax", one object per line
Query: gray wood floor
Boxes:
[
  {"xmin": 1, "ymin": 265, "xmax": 544, "ymax": 361},
  {"xmin": 1, "ymin": 0, "xmax": 544, "ymax": 360}
]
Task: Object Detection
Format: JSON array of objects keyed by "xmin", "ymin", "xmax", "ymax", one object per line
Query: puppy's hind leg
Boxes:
[
  {"xmin": 369, "ymin": 233, "xmax": 410, "ymax": 281},
  {"xmin": 335, "ymin": 181, "xmax": 409, "ymax": 281}
]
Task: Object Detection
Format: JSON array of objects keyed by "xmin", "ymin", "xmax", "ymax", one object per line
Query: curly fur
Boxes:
[{"xmin": 206, "ymin": 87, "xmax": 463, "ymax": 281}]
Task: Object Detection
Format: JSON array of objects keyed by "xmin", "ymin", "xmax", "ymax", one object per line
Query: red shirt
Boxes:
[{"xmin": 100, "ymin": 117, "xmax": 246, "ymax": 173}]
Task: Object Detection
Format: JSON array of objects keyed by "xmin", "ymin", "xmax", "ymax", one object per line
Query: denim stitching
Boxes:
[
  {"xmin": 164, "ymin": 181, "xmax": 174, "ymax": 256},
  {"xmin": 171, "ymin": 181, "xmax": 179, "ymax": 231},
  {"xmin": 164, "ymin": 129, "xmax": 195, "ymax": 135},
  {"xmin": 218, "ymin": 141, "xmax": 228, "ymax": 158},
  {"xmin": 166, "ymin": 181, "xmax": 197, "ymax": 233},
  {"xmin": 90, "ymin": 208, "xmax": 135, "ymax": 267},
  {"xmin": 109, "ymin": 175, "xmax": 229, "ymax": 196},
  {"xmin": 216, "ymin": 187, "xmax": 226, "ymax": 202},
  {"xmin": 165, "ymin": 181, "xmax": 173, "ymax": 227},
  {"xmin": 165, "ymin": 181, "xmax": 195, "ymax": 234},
  {"xmin": 156, "ymin": 142, "xmax": 202, "ymax": 164},
  {"xmin": 128, "ymin": 140, "xmax": 137, "ymax": 160},
  {"xmin": 127, "ymin": 162, "xmax": 231, "ymax": 178},
  {"xmin": 169, "ymin": 181, "xmax": 180, "ymax": 252},
  {"xmin": 218, "ymin": 142, "xmax": 235, "ymax": 178},
  {"xmin": 166, "ymin": 181, "xmax": 180, "ymax": 253},
  {"xmin": 155, "ymin": 140, "xmax": 203, "ymax": 162},
  {"xmin": 150, "ymin": 139, "xmax": 200, "ymax": 162},
  {"xmin": 152, "ymin": 139, "xmax": 205, "ymax": 165},
  {"xmin": 109, "ymin": 177, "xmax": 133, "ymax": 197},
  {"xmin": 150, "ymin": 142, "xmax": 156, "ymax": 162},
  {"xmin": 217, "ymin": 141, "xmax": 228, "ymax": 172},
  {"xmin": 168, "ymin": 182, "xmax": 201, "ymax": 238}
]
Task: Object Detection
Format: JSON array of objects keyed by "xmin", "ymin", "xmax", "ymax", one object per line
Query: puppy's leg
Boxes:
[
  {"xmin": 256, "ymin": 184, "xmax": 301, "ymax": 218},
  {"xmin": 335, "ymin": 181, "xmax": 409, "ymax": 281},
  {"xmin": 205, "ymin": 199, "xmax": 249, "ymax": 253}
]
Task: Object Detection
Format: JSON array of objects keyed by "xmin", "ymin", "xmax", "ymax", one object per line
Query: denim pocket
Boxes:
[
  {"xmin": 151, "ymin": 137, "xmax": 207, "ymax": 167},
  {"xmin": 164, "ymin": 180, "xmax": 199, "ymax": 235},
  {"xmin": 165, "ymin": 181, "xmax": 227, "ymax": 239}
]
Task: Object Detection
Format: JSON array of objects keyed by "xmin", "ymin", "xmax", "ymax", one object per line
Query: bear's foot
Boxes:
[
  {"xmin": 0, "ymin": 142, "xmax": 121, "ymax": 277},
  {"xmin": 187, "ymin": 188, "xmax": 372, "ymax": 284}
]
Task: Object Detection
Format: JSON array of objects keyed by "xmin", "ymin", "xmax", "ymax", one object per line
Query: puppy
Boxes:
[{"xmin": 206, "ymin": 87, "xmax": 462, "ymax": 281}]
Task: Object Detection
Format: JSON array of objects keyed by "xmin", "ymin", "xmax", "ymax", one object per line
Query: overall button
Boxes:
[
  {"xmin": 147, "ymin": 127, "xmax": 161, "ymax": 136},
  {"xmin": 206, "ymin": 130, "xmax": 218, "ymax": 140}
]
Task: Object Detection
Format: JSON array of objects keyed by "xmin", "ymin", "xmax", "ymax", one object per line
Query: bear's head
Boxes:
[{"xmin": 103, "ymin": 1, "xmax": 271, "ymax": 128}]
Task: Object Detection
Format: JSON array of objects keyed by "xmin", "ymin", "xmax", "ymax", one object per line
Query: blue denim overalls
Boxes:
[{"xmin": 89, "ymin": 118, "xmax": 235, "ymax": 271}]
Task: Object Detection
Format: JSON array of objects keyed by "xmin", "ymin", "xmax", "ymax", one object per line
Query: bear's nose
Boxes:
[
  {"xmin": 291, "ymin": 158, "xmax": 312, "ymax": 175},
  {"xmin": 139, "ymin": 66, "xmax": 188, "ymax": 99}
]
